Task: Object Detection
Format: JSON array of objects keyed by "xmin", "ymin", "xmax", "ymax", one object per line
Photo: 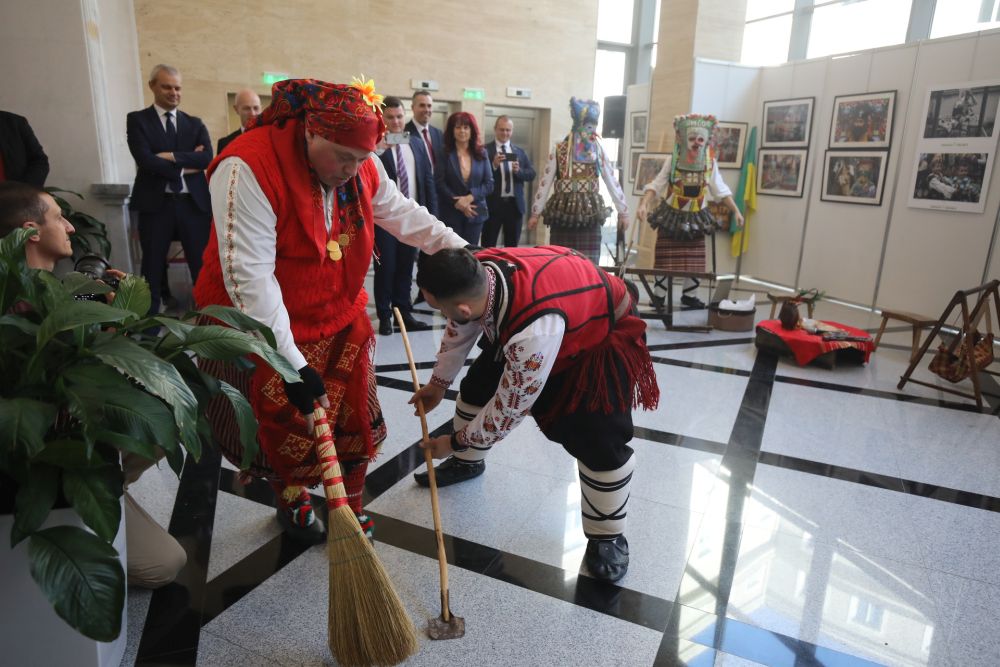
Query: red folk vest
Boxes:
[
  {"xmin": 194, "ymin": 118, "xmax": 379, "ymax": 343},
  {"xmin": 477, "ymin": 245, "xmax": 629, "ymax": 375}
]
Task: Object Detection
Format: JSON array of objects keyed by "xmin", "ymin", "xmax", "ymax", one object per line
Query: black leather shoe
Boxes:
[
  {"xmin": 680, "ymin": 294, "xmax": 706, "ymax": 310},
  {"xmin": 378, "ymin": 318, "xmax": 393, "ymax": 336},
  {"xmin": 275, "ymin": 506, "xmax": 326, "ymax": 545},
  {"xmin": 413, "ymin": 291, "xmax": 425, "ymax": 305},
  {"xmin": 414, "ymin": 456, "xmax": 485, "ymax": 488},
  {"xmin": 649, "ymin": 294, "xmax": 666, "ymax": 308},
  {"xmin": 400, "ymin": 315, "xmax": 431, "ymax": 332},
  {"xmin": 584, "ymin": 535, "xmax": 629, "ymax": 582}
]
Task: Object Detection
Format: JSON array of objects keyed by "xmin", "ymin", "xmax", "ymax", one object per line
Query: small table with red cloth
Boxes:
[{"xmin": 755, "ymin": 319, "xmax": 874, "ymax": 368}]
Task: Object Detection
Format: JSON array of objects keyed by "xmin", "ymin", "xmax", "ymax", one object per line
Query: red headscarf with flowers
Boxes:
[{"xmin": 249, "ymin": 77, "xmax": 386, "ymax": 152}]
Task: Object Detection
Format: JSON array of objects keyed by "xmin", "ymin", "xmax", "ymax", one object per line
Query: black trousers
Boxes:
[
  {"xmin": 458, "ymin": 339, "xmax": 634, "ymax": 472},
  {"xmin": 137, "ymin": 194, "xmax": 211, "ymax": 315},
  {"xmin": 373, "ymin": 225, "xmax": 417, "ymax": 320},
  {"xmin": 481, "ymin": 197, "xmax": 524, "ymax": 248}
]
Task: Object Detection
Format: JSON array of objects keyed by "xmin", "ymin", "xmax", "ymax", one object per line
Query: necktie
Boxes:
[
  {"xmin": 395, "ymin": 145, "xmax": 409, "ymax": 198},
  {"xmin": 164, "ymin": 112, "xmax": 182, "ymax": 193},
  {"xmin": 501, "ymin": 145, "xmax": 513, "ymax": 197},
  {"xmin": 422, "ymin": 128, "xmax": 435, "ymax": 170}
]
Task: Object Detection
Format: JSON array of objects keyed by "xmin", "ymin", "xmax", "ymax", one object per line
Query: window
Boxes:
[
  {"xmin": 930, "ymin": 0, "xmax": 1000, "ymax": 38},
  {"xmin": 598, "ymin": 0, "xmax": 635, "ymax": 43},
  {"xmin": 742, "ymin": 13, "xmax": 794, "ymax": 65},
  {"xmin": 807, "ymin": 0, "xmax": 912, "ymax": 58},
  {"xmin": 848, "ymin": 595, "xmax": 885, "ymax": 631}
]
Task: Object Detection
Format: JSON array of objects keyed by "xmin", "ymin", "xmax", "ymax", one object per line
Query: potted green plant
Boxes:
[{"xmin": 0, "ymin": 227, "xmax": 298, "ymax": 644}]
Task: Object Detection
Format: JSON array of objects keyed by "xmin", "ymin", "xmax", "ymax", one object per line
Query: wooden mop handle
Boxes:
[
  {"xmin": 393, "ymin": 307, "xmax": 452, "ymax": 621},
  {"xmin": 313, "ymin": 405, "xmax": 348, "ymax": 510}
]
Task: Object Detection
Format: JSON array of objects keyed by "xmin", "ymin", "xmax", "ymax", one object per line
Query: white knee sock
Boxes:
[
  {"xmin": 578, "ymin": 453, "xmax": 635, "ymax": 539},
  {"xmin": 452, "ymin": 393, "xmax": 490, "ymax": 463}
]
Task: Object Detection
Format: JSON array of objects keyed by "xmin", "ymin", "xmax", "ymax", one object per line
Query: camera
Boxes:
[{"xmin": 73, "ymin": 254, "xmax": 119, "ymax": 303}]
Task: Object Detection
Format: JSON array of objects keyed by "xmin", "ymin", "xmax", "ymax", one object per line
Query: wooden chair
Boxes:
[
  {"xmin": 872, "ymin": 308, "xmax": 938, "ymax": 362},
  {"xmin": 767, "ymin": 292, "xmax": 814, "ymax": 319},
  {"xmin": 897, "ymin": 280, "xmax": 1000, "ymax": 410}
]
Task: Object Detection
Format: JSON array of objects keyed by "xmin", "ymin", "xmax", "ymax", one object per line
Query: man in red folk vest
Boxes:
[
  {"xmin": 194, "ymin": 78, "xmax": 466, "ymax": 543},
  {"xmin": 409, "ymin": 246, "xmax": 659, "ymax": 581}
]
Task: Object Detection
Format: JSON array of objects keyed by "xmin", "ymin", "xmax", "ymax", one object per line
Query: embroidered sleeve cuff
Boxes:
[
  {"xmin": 429, "ymin": 374, "xmax": 452, "ymax": 390},
  {"xmin": 450, "ymin": 430, "xmax": 469, "ymax": 453}
]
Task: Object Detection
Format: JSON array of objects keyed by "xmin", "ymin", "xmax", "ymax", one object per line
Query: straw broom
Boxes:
[{"xmin": 313, "ymin": 405, "xmax": 419, "ymax": 666}]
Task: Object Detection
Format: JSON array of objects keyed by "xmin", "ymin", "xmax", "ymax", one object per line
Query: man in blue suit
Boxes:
[
  {"xmin": 483, "ymin": 115, "xmax": 535, "ymax": 247},
  {"xmin": 127, "ymin": 64, "xmax": 213, "ymax": 315},
  {"xmin": 404, "ymin": 90, "xmax": 443, "ymax": 173},
  {"xmin": 374, "ymin": 96, "xmax": 437, "ymax": 336}
]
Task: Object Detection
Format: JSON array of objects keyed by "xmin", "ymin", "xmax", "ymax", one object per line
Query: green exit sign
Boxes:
[
  {"xmin": 463, "ymin": 88, "xmax": 485, "ymax": 101},
  {"xmin": 261, "ymin": 72, "xmax": 289, "ymax": 86}
]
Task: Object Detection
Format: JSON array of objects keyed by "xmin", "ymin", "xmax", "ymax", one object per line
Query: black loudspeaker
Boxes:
[{"xmin": 602, "ymin": 95, "xmax": 627, "ymax": 139}]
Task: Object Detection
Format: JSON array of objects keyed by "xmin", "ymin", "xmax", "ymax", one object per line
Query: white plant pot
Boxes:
[{"xmin": 0, "ymin": 499, "xmax": 128, "ymax": 667}]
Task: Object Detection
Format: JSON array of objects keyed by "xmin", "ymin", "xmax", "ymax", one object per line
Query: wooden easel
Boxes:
[{"xmin": 897, "ymin": 279, "xmax": 1000, "ymax": 410}]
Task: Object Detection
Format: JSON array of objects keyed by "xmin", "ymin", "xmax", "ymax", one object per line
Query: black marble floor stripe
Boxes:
[
  {"xmin": 650, "ymin": 355, "xmax": 753, "ymax": 377},
  {"xmin": 774, "ymin": 373, "xmax": 990, "ymax": 413},
  {"xmin": 655, "ymin": 353, "xmax": 778, "ymax": 664},
  {"xmin": 363, "ymin": 420, "xmax": 454, "ymax": 502},
  {"xmin": 758, "ymin": 451, "xmax": 1000, "ymax": 513},
  {"xmin": 135, "ymin": 445, "xmax": 222, "ymax": 666},
  {"xmin": 376, "ymin": 374, "xmax": 459, "ymax": 400},
  {"xmin": 632, "ymin": 425, "xmax": 727, "ymax": 457},
  {"xmin": 646, "ymin": 337, "xmax": 754, "ymax": 352}
]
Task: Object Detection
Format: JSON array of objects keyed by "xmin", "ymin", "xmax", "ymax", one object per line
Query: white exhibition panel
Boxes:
[{"xmin": 690, "ymin": 28, "xmax": 1000, "ymax": 315}]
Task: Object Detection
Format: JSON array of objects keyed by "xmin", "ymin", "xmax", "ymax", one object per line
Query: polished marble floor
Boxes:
[{"xmin": 121, "ymin": 276, "xmax": 1000, "ymax": 667}]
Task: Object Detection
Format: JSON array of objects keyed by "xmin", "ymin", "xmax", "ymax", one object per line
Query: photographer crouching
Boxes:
[{"xmin": 0, "ymin": 181, "xmax": 185, "ymax": 588}]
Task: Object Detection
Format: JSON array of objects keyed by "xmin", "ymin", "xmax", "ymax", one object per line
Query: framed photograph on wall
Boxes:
[
  {"xmin": 908, "ymin": 150, "xmax": 993, "ymax": 213},
  {"xmin": 633, "ymin": 152, "xmax": 669, "ymax": 196},
  {"xmin": 715, "ymin": 121, "xmax": 748, "ymax": 169},
  {"xmin": 829, "ymin": 91, "xmax": 896, "ymax": 148},
  {"xmin": 762, "ymin": 97, "xmax": 814, "ymax": 147},
  {"xmin": 921, "ymin": 81, "xmax": 1000, "ymax": 140},
  {"xmin": 757, "ymin": 149, "xmax": 808, "ymax": 197},
  {"xmin": 628, "ymin": 150, "xmax": 641, "ymax": 183},
  {"xmin": 820, "ymin": 150, "xmax": 889, "ymax": 206},
  {"xmin": 630, "ymin": 112, "xmax": 648, "ymax": 148}
]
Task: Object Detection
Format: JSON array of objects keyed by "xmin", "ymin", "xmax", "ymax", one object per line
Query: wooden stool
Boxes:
[
  {"xmin": 872, "ymin": 308, "xmax": 936, "ymax": 362},
  {"xmin": 767, "ymin": 292, "xmax": 815, "ymax": 319}
]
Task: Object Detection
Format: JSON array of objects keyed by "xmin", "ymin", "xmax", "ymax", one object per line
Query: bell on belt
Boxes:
[{"xmin": 326, "ymin": 239, "xmax": 343, "ymax": 261}]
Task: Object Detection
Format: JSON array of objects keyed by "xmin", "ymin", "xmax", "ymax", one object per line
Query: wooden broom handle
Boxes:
[
  {"xmin": 393, "ymin": 307, "xmax": 452, "ymax": 621},
  {"xmin": 313, "ymin": 405, "xmax": 348, "ymax": 510}
]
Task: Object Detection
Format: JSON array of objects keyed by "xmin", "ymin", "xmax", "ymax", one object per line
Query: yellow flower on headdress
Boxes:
[{"xmin": 350, "ymin": 75, "xmax": 384, "ymax": 113}]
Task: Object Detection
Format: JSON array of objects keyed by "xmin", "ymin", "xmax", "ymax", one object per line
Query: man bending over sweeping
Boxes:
[{"xmin": 410, "ymin": 246, "xmax": 659, "ymax": 581}]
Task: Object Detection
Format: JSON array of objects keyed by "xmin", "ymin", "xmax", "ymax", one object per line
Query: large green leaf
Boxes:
[
  {"xmin": 11, "ymin": 463, "xmax": 59, "ymax": 547},
  {"xmin": 108, "ymin": 274, "xmax": 151, "ymax": 319},
  {"xmin": 36, "ymin": 300, "xmax": 131, "ymax": 348},
  {"xmin": 217, "ymin": 380, "xmax": 260, "ymax": 469},
  {"xmin": 28, "ymin": 526, "xmax": 125, "ymax": 642},
  {"xmin": 0, "ymin": 398, "xmax": 58, "ymax": 457},
  {"xmin": 0, "ymin": 228, "xmax": 35, "ymax": 313},
  {"xmin": 62, "ymin": 466, "xmax": 122, "ymax": 543},
  {"xmin": 63, "ymin": 364, "xmax": 177, "ymax": 460},
  {"xmin": 192, "ymin": 304, "xmax": 277, "ymax": 348},
  {"xmin": 31, "ymin": 439, "xmax": 104, "ymax": 469},
  {"xmin": 61, "ymin": 272, "xmax": 112, "ymax": 298},
  {"xmin": 179, "ymin": 325, "xmax": 299, "ymax": 382},
  {"xmin": 90, "ymin": 336, "xmax": 201, "ymax": 459}
]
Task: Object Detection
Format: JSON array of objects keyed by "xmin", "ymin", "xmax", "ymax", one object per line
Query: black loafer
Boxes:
[
  {"xmin": 583, "ymin": 535, "xmax": 629, "ymax": 582},
  {"xmin": 680, "ymin": 295, "xmax": 706, "ymax": 310},
  {"xmin": 400, "ymin": 315, "xmax": 431, "ymax": 332},
  {"xmin": 414, "ymin": 456, "xmax": 485, "ymax": 488},
  {"xmin": 378, "ymin": 318, "xmax": 393, "ymax": 336},
  {"xmin": 275, "ymin": 506, "xmax": 326, "ymax": 545}
]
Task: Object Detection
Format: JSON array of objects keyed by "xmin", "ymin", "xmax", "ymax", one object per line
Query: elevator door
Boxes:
[{"xmin": 484, "ymin": 105, "xmax": 543, "ymax": 244}]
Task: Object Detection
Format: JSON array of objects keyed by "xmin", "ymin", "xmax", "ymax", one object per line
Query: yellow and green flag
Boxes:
[{"xmin": 731, "ymin": 126, "xmax": 757, "ymax": 257}]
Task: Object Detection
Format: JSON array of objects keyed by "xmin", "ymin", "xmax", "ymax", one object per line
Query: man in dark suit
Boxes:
[
  {"xmin": 216, "ymin": 88, "xmax": 262, "ymax": 155},
  {"xmin": 483, "ymin": 115, "xmax": 535, "ymax": 247},
  {"xmin": 0, "ymin": 110, "xmax": 49, "ymax": 187},
  {"xmin": 375, "ymin": 96, "xmax": 437, "ymax": 336},
  {"xmin": 404, "ymin": 90, "xmax": 443, "ymax": 173},
  {"xmin": 127, "ymin": 64, "xmax": 213, "ymax": 315}
]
